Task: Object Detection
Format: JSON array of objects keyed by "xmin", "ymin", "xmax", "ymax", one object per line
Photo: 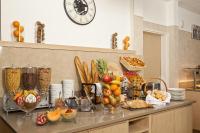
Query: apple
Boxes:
[
  {"xmin": 102, "ymin": 75, "xmax": 112, "ymax": 83},
  {"xmin": 103, "ymin": 89, "xmax": 112, "ymax": 97}
]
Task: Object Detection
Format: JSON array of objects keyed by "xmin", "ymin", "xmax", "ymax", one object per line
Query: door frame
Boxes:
[{"xmin": 143, "ymin": 28, "xmax": 169, "ymax": 86}]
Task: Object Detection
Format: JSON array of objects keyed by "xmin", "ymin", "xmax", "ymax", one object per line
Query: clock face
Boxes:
[{"xmin": 64, "ymin": 0, "xmax": 96, "ymax": 25}]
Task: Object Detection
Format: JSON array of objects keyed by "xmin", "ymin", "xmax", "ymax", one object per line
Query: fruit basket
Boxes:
[{"xmin": 101, "ymin": 74, "xmax": 122, "ymax": 114}]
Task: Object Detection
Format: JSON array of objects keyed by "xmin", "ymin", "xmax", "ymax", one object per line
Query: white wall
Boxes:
[
  {"xmin": 178, "ymin": 7, "xmax": 200, "ymax": 32},
  {"xmin": 134, "ymin": 0, "xmax": 143, "ymax": 17},
  {"xmin": 166, "ymin": 0, "xmax": 179, "ymax": 26},
  {"xmin": 134, "ymin": 0, "xmax": 178, "ymax": 26},
  {"xmin": 143, "ymin": 0, "xmax": 168, "ymax": 26},
  {"xmin": 1, "ymin": 0, "xmax": 132, "ymax": 49}
]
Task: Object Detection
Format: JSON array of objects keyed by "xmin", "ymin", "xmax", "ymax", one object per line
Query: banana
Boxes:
[
  {"xmin": 111, "ymin": 80, "xmax": 121, "ymax": 85},
  {"xmin": 102, "ymin": 83, "xmax": 110, "ymax": 89}
]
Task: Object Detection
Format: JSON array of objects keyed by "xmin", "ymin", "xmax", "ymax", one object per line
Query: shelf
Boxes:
[
  {"xmin": 134, "ymin": 128, "xmax": 149, "ymax": 133},
  {"xmin": 129, "ymin": 116, "xmax": 149, "ymax": 133},
  {"xmin": 0, "ymin": 41, "xmax": 136, "ymax": 54}
]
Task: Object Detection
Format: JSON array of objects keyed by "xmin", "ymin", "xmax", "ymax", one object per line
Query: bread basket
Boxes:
[
  {"xmin": 143, "ymin": 78, "xmax": 168, "ymax": 94},
  {"xmin": 144, "ymin": 78, "xmax": 171, "ymax": 106}
]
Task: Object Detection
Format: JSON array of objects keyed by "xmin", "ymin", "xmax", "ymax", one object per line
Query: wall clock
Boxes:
[{"xmin": 64, "ymin": 0, "xmax": 96, "ymax": 25}]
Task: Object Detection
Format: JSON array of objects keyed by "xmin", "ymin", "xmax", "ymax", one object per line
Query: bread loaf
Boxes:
[{"xmin": 74, "ymin": 56, "xmax": 86, "ymax": 83}]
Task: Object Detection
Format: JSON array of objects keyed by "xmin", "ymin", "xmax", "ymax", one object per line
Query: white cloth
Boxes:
[
  {"xmin": 146, "ymin": 92, "xmax": 171, "ymax": 106},
  {"xmin": 91, "ymin": 83, "xmax": 102, "ymax": 96}
]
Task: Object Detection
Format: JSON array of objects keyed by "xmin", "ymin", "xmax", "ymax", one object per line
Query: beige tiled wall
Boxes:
[
  {"xmin": 0, "ymin": 42, "xmax": 136, "ymax": 97},
  {"xmin": 134, "ymin": 16, "xmax": 200, "ymax": 87},
  {"xmin": 178, "ymin": 30, "xmax": 200, "ymax": 81},
  {"xmin": 167, "ymin": 26, "xmax": 180, "ymax": 87},
  {"xmin": 134, "ymin": 15, "xmax": 143, "ymax": 55}
]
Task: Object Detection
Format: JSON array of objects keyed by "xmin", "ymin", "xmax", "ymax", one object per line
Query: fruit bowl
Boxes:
[{"xmin": 13, "ymin": 90, "xmax": 41, "ymax": 116}]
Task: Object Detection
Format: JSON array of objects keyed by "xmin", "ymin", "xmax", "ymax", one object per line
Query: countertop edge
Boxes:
[
  {"xmin": 58, "ymin": 100, "xmax": 195, "ymax": 133},
  {"xmin": 0, "ymin": 100, "xmax": 195, "ymax": 133}
]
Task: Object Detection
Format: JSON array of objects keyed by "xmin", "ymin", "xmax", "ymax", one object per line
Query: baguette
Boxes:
[
  {"xmin": 74, "ymin": 56, "xmax": 86, "ymax": 83},
  {"xmin": 93, "ymin": 72, "xmax": 99, "ymax": 83},
  {"xmin": 83, "ymin": 62, "xmax": 92, "ymax": 83},
  {"xmin": 91, "ymin": 60, "xmax": 98, "ymax": 83}
]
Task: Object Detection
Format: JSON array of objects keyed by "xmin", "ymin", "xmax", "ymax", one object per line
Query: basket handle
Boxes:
[{"xmin": 143, "ymin": 78, "xmax": 168, "ymax": 93}]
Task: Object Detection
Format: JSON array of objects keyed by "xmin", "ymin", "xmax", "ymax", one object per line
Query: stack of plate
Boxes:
[
  {"xmin": 50, "ymin": 84, "xmax": 62, "ymax": 106},
  {"xmin": 168, "ymin": 88, "xmax": 185, "ymax": 101},
  {"xmin": 62, "ymin": 80, "xmax": 74, "ymax": 99}
]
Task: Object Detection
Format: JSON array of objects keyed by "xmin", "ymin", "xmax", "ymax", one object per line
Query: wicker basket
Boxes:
[{"xmin": 144, "ymin": 78, "xmax": 171, "ymax": 105}]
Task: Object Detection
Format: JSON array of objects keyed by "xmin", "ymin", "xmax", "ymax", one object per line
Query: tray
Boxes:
[
  {"xmin": 120, "ymin": 57, "xmax": 145, "ymax": 71},
  {"xmin": 121, "ymin": 100, "xmax": 153, "ymax": 110}
]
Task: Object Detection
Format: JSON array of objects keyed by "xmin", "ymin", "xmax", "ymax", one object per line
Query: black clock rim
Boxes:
[{"xmin": 63, "ymin": 0, "xmax": 96, "ymax": 25}]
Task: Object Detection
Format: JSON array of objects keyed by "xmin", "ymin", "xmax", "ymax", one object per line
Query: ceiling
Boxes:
[{"xmin": 179, "ymin": 0, "xmax": 200, "ymax": 14}]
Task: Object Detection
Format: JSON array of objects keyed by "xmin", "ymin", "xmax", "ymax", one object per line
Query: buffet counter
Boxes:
[
  {"xmin": 186, "ymin": 91, "xmax": 200, "ymax": 132},
  {"xmin": 0, "ymin": 100, "xmax": 194, "ymax": 133}
]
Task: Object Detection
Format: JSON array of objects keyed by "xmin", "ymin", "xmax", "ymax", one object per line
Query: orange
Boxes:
[
  {"xmin": 18, "ymin": 26, "xmax": 24, "ymax": 32},
  {"xmin": 13, "ymin": 21, "xmax": 20, "ymax": 27},
  {"xmin": 17, "ymin": 36, "xmax": 24, "ymax": 42},
  {"xmin": 114, "ymin": 88, "xmax": 121, "ymax": 96},
  {"xmin": 13, "ymin": 30, "xmax": 20, "ymax": 37},
  {"xmin": 13, "ymin": 91, "xmax": 23, "ymax": 100},
  {"xmin": 110, "ymin": 84, "xmax": 118, "ymax": 91},
  {"xmin": 103, "ymin": 97, "xmax": 110, "ymax": 105}
]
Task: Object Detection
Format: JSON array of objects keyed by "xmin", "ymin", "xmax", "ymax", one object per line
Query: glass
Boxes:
[
  {"xmin": 19, "ymin": 67, "xmax": 40, "ymax": 116},
  {"xmin": 80, "ymin": 98, "xmax": 91, "ymax": 112},
  {"xmin": 18, "ymin": 90, "xmax": 40, "ymax": 116}
]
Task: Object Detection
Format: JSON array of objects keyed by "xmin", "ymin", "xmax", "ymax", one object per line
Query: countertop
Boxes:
[
  {"xmin": 185, "ymin": 88, "xmax": 200, "ymax": 92},
  {"xmin": 0, "ymin": 100, "xmax": 194, "ymax": 133}
]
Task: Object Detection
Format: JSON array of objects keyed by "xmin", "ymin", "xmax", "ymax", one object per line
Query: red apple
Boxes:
[{"xmin": 102, "ymin": 75, "xmax": 112, "ymax": 83}]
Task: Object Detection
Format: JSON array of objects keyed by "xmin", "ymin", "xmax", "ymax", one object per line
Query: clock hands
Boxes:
[{"xmin": 73, "ymin": 0, "xmax": 88, "ymax": 15}]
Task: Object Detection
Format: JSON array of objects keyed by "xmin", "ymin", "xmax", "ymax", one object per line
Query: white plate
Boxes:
[
  {"xmin": 169, "ymin": 91, "xmax": 185, "ymax": 96},
  {"xmin": 168, "ymin": 88, "xmax": 185, "ymax": 91}
]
